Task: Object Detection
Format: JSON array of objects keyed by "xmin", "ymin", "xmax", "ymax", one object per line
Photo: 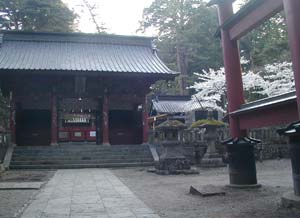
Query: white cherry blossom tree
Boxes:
[{"xmin": 189, "ymin": 61, "xmax": 295, "ymax": 113}]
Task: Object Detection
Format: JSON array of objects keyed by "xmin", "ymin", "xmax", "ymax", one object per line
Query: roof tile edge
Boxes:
[{"xmin": 1, "ymin": 31, "xmax": 154, "ymax": 47}]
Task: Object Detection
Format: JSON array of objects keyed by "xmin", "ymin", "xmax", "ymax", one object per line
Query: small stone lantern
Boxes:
[
  {"xmin": 191, "ymin": 119, "xmax": 226, "ymax": 167},
  {"xmin": 155, "ymin": 119, "xmax": 198, "ymax": 175}
]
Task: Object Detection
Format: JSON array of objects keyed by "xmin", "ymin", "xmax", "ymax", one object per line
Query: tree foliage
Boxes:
[
  {"xmin": 240, "ymin": 13, "xmax": 289, "ymax": 68},
  {"xmin": 141, "ymin": 0, "xmax": 222, "ymax": 95},
  {"xmin": 0, "ymin": 0, "xmax": 76, "ymax": 32},
  {"xmin": 81, "ymin": 0, "xmax": 106, "ymax": 33},
  {"xmin": 189, "ymin": 61, "xmax": 294, "ymax": 112},
  {"xmin": 142, "ymin": 0, "xmax": 222, "ymax": 72}
]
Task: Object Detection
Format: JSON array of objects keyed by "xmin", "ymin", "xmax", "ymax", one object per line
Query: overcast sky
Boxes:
[{"xmin": 63, "ymin": 0, "xmax": 243, "ymax": 36}]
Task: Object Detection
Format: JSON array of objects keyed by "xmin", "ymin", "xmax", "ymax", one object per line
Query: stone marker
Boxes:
[{"xmin": 190, "ymin": 185, "xmax": 226, "ymax": 197}]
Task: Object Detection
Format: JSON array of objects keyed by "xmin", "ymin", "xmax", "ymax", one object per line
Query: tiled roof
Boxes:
[
  {"xmin": 0, "ymin": 31, "xmax": 176, "ymax": 75},
  {"xmin": 152, "ymin": 96, "xmax": 203, "ymax": 113}
]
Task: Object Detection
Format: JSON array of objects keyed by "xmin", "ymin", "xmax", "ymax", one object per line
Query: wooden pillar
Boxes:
[
  {"xmin": 102, "ymin": 92, "xmax": 110, "ymax": 145},
  {"xmin": 283, "ymin": 0, "xmax": 300, "ymax": 119},
  {"xmin": 217, "ymin": 0, "xmax": 246, "ymax": 138},
  {"xmin": 142, "ymin": 97, "xmax": 149, "ymax": 144},
  {"xmin": 216, "ymin": 1, "xmax": 259, "ymax": 187},
  {"xmin": 9, "ymin": 92, "xmax": 16, "ymax": 146},
  {"xmin": 50, "ymin": 95, "xmax": 58, "ymax": 146}
]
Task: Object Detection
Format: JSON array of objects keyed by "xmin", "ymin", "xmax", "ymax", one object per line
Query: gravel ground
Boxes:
[
  {"xmin": 0, "ymin": 170, "xmax": 55, "ymax": 218},
  {"xmin": 113, "ymin": 159, "xmax": 300, "ymax": 218}
]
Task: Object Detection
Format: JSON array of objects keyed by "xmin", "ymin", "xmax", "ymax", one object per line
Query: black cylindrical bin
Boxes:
[
  {"xmin": 223, "ymin": 137, "xmax": 260, "ymax": 186},
  {"xmin": 289, "ymin": 136, "xmax": 300, "ymax": 196},
  {"xmin": 278, "ymin": 122, "xmax": 300, "ymax": 196}
]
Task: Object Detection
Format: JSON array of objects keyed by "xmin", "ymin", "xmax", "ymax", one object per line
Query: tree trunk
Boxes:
[{"xmin": 176, "ymin": 44, "xmax": 188, "ymax": 96}]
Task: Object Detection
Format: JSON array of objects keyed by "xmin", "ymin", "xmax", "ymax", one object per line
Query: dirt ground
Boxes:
[
  {"xmin": 113, "ymin": 159, "xmax": 300, "ymax": 218},
  {"xmin": 0, "ymin": 170, "xmax": 55, "ymax": 182},
  {"xmin": 0, "ymin": 170, "xmax": 55, "ymax": 218}
]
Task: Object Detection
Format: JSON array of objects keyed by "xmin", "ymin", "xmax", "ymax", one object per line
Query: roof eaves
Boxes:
[{"xmin": 1, "ymin": 31, "xmax": 155, "ymax": 47}]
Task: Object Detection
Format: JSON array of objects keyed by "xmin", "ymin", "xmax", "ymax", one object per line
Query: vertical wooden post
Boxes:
[
  {"xmin": 9, "ymin": 92, "xmax": 16, "ymax": 146},
  {"xmin": 284, "ymin": 0, "xmax": 300, "ymax": 119},
  {"xmin": 282, "ymin": 0, "xmax": 300, "ymax": 199},
  {"xmin": 142, "ymin": 97, "xmax": 149, "ymax": 144},
  {"xmin": 102, "ymin": 92, "xmax": 110, "ymax": 145},
  {"xmin": 216, "ymin": 1, "xmax": 259, "ymax": 187},
  {"xmin": 218, "ymin": 1, "xmax": 246, "ymax": 138},
  {"xmin": 50, "ymin": 95, "xmax": 58, "ymax": 146}
]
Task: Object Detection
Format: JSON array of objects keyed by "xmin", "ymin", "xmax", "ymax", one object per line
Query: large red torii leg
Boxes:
[
  {"xmin": 50, "ymin": 95, "xmax": 58, "ymax": 146},
  {"xmin": 142, "ymin": 97, "xmax": 149, "ymax": 144},
  {"xmin": 9, "ymin": 92, "xmax": 16, "ymax": 146},
  {"xmin": 102, "ymin": 92, "xmax": 110, "ymax": 146},
  {"xmin": 217, "ymin": 0, "xmax": 259, "ymax": 187},
  {"xmin": 280, "ymin": 0, "xmax": 300, "ymax": 203}
]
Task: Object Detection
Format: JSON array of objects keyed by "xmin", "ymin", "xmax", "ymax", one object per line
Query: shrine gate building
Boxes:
[{"xmin": 0, "ymin": 31, "xmax": 175, "ymax": 146}]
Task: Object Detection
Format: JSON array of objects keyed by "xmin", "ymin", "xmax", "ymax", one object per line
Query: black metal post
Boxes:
[{"xmin": 223, "ymin": 137, "xmax": 261, "ymax": 187}]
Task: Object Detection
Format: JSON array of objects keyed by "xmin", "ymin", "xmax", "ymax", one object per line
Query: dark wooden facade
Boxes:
[
  {"xmin": 2, "ymin": 74, "xmax": 166, "ymax": 146},
  {"xmin": 0, "ymin": 32, "xmax": 175, "ymax": 146}
]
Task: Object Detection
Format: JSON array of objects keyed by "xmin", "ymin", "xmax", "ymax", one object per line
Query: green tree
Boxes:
[
  {"xmin": 237, "ymin": 0, "xmax": 289, "ymax": 68},
  {"xmin": 240, "ymin": 13, "xmax": 289, "ymax": 68},
  {"xmin": 141, "ymin": 0, "xmax": 222, "ymax": 95},
  {"xmin": 0, "ymin": 0, "xmax": 76, "ymax": 32}
]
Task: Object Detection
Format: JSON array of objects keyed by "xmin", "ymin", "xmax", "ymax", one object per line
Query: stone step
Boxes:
[
  {"xmin": 10, "ymin": 158, "xmax": 154, "ymax": 165},
  {"xmin": 10, "ymin": 162, "xmax": 154, "ymax": 169},
  {"xmin": 13, "ymin": 145, "xmax": 149, "ymax": 151},
  {"xmin": 12, "ymin": 155, "xmax": 152, "ymax": 161},
  {"xmin": 11, "ymin": 153, "xmax": 152, "ymax": 157},
  {"xmin": 13, "ymin": 151, "xmax": 151, "ymax": 155},
  {"xmin": 10, "ymin": 144, "xmax": 154, "ymax": 169}
]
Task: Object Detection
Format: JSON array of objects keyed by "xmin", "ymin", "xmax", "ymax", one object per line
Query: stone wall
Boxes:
[{"xmin": 149, "ymin": 126, "xmax": 290, "ymax": 162}]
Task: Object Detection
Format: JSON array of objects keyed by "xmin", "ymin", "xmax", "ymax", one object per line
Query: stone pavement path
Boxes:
[{"xmin": 20, "ymin": 169, "xmax": 160, "ymax": 218}]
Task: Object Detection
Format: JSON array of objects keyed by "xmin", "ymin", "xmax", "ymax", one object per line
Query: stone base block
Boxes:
[
  {"xmin": 281, "ymin": 192, "xmax": 300, "ymax": 209},
  {"xmin": 201, "ymin": 157, "xmax": 226, "ymax": 168},
  {"xmin": 154, "ymin": 167, "xmax": 199, "ymax": 175},
  {"xmin": 226, "ymin": 184, "xmax": 262, "ymax": 189}
]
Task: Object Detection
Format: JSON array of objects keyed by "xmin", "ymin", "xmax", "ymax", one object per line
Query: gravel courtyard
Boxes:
[
  {"xmin": 113, "ymin": 159, "xmax": 300, "ymax": 218},
  {"xmin": 1, "ymin": 159, "xmax": 300, "ymax": 218}
]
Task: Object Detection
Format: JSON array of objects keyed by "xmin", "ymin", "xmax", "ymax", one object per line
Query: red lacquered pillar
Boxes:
[
  {"xmin": 50, "ymin": 95, "xmax": 58, "ymax": 146},
  {"xmin": 9, "ymin": 92, "xmax": 16, "ymax": 146},
  {"xmin": 284, "ymin": 0, "xmax": 300, "ymax": 119},
  {"xmin": 217, "ymin": 0, "xmax": 259, "ymax": 187},
  {"xmin": 282, "ymin": 0, "xmax": 300, "ymax": 199},
  {"xmin": 142, "ymin": 97, "xmax": 149, "ymax": 144},
  {"xmin": 102, "ymin": 93, "xmax": 110, "ymax": 145},
  {"xmin": 218, "ymin": 0, "xmax": 246, "ymax": 138}
]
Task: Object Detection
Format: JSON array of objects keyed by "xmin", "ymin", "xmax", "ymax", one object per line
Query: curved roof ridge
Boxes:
[{"xmin": 0, "ymin": 31, "xmax": 154, "ymax": 47}]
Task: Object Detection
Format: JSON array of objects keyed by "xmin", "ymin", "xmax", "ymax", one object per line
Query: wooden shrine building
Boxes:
[{"xmin": 0, "ymin": 31, "xmax": 175, "ymax": 146}]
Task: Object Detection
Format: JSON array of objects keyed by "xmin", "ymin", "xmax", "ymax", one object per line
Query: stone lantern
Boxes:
[
  {"xmin": 155, "ymin": 119, "xmax": 197, "ymax": 175},
  {"xmin": 191, "ymin": 119, "xmax": 226, "ymax": 167}
]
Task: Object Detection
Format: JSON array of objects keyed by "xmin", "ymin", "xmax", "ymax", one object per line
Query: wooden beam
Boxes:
[
  {"xmin": 234, "ymin": 101, "xmax": 298, "ymax": 129},
  {"xmin": 228, "ymin": 0, "xmax": 283, "ymax": 40}
]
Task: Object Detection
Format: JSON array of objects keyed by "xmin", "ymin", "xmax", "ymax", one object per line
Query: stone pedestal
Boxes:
[
  {"xmin": 222, "ymin": 137, "xmax": 261, "ymax": 188},
  {"xmin": 153, "ymin": 120, "xmax": 198, "ymax": 175},
  {"xmin": 200, "ymin": 124, "xmax": 225, "ymax": 168},
  {"xmin": 155, "ymin": 141, "xmax": 195, "ymax": 175}
]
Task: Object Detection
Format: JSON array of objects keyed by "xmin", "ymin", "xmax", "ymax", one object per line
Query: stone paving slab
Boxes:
[
  {"xmin": 19, "ymin": 169, "xmax": 160, "ymax": 218},
  {"xmin": 0, "ymin": 182, "xmax": 44, "ymax": 190}
]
